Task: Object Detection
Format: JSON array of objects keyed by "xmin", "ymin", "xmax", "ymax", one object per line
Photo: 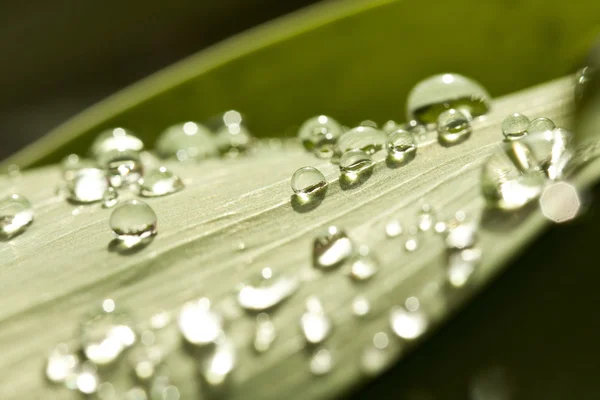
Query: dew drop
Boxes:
[
  {"xmin": 137, "ymin": 167, "xmax": 184, "ymax": 197},
  {"xmin": 575, "ymin": 66, "xmax": 595, "ymax": 104},
  {"xmin": 528, "ymin": 128, "xmax": 574, "ymax": 180},
  {"xmin": 156, "ymin": 122, "xmax": 218, "ymax": 161},
  {"xmin": 68, "ymin": 168, "xmax": 110, "ymax": 204},
  {"xmin": 437, "ymin": 109, "xmax": 472, "ymax": 145},
  {"xmin": 45, "ymin": 343, "xmax": 80, "ymax": 383},
  {"xmin": 178, "ymin": 298, "xmax": 223, "ymax": 346},
  {"xmin": 339, "ymin": 149, "xmax": 374, "ymax": 185},
  {"xmin": 447, "ymin": 248, "xmax": 481, "ymax": 288},
  {"xmin": 310, "ymin": 348, "xmax": 333, "ymax": 376},
  {"xmin": 385, "ymin": 219, "xmax": 403, "ymax": 237},
  {"xmin": 253, "ymin": 314, "xmax": 276, "ymax": 353},
  {"xmin": 361, "ymin": 334, "xmax": 393, "ymax": 376},
  {"xmin": 501, "ymin": 113, "xmax": 530, "ymax": 140},
  {"xmin": 215, "ymin": 117, "xmax": 253, "ymax": 155},
  {"xmin": 102, "ymin": 187, "xmax": 119, "ymax": 209},
  {"xmin": 313, "ymin": 226, "xmax": 354, "ymax": 269},
  {"xmin": 336, "ymin": 126, "xmax": 387, "ymax": 156},
  {"xmin": 389, "ymin": 305, "xmax": 428, "ymax": 340},
  {"xmin": 70, "ymin": 363, "xmax": 100, "ymax": 395},
  {"xmin": 291, "ymin": 166, "xmax": 327, "ymax": 195},
  {"xmin": 129, "ymin": 345, "xmax": 164, "ymax": 382},
  {"xmin": 0, "ymin": 194, "xmax": 34, "ymax": 238},
  {"xmin": 91, "ymin": 128, "xmax": 144, "ymax": 160},
  {"xmin": 407, "ymin": 73, "xmax": 491, "ymax": 123},
  {"xmin": 62, "ymin": 154, "xmax": 96, "ymax": 182},
  {"xmin": 445, "ymin": 223, "xmax": 477, "ymax": 250},
  {"xmin": 200, "ymin": 336, "xmax": 236, "ymax": 386},
  {"xmin": 349, "ymin": 251, "xmax": 379, "ymax": 281},
  {"xmin": 237, "ymin": 271, "xmax": 299, "ymax": 312},
  {"xmin": 300, "ymin": 297, "xmax": 331, "ymax": 345},
  {"xmin": 386, "ymin": 129, "xmax": 417, "ymax": 164},
  {"xmin": 352, "ymin": 296, "xmax": 371, "ymax": 318},
  {"xmin": 417, "ymin": 205, "xmax": 435, "ymax": 231},
  {"xmin": 99, "ymin": 150, "xmax": 144, "ymax": 188},
  {"xmin": 404, "ymin": 237, "xmax": 419, "ymax": 252},
  {"xmin": 527, "ymin": 117, "xmax": 555, "ymax": 135},
  {"xmin": 109, "ymin": 200, "xmax": 157, "ymax": 248},
  {"xmin": 298, "ymin": 115, "xmax": 344, "ymax": 158}
]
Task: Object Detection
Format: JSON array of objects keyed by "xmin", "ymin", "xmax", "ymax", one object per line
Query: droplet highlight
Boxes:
[
  {"xmin": 0, "ymin": 194, "xmax": 34, "ymax": 238},
  {"xmin": 156, "ymin": 122, "xmax": 218, "ymax": 161},
  {"xmin": 501, "ymin": 113, "xmax": 530, "ymax": 140},
  {"xmin": 237, "ymin": 272, "xmax": 299, "ymax": 312},
  {"xmin": 91, "ymin": 128, "xmax": 144, "ymax": 160},
  {"xmin": 298, "ymin": 115, "xmax": 344, "ymax": 158},
  {"xmin": 137, "ymin": 167, "xmax": 184, "ymax": 197},
  {"xmin": 389, "ymin": 304, "xmax": 428, "ymax": 340},
  {"xmin": 313, "ymin": 226, "xmax": 353, "ymax": 269},
  {"xmin": 178, "ymin": 298, "xmax": 223, "ymax": 346},
  {"xmin": 300, "ymin": 297, "xmax": 331, "ymax": 345},
  {"xmin": 68, "ymin": 168, "xmax": 110, "ymax": 204},
  {"xmin": 437, "ymin": 108, "xmax": 472, "ymax": 145},
  {"xmin": 386, "ymin": 129, "xmax": 417, "ymax": 165}
]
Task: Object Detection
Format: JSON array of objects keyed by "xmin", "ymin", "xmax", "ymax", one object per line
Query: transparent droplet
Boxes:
[
  {"xmin": 300, "ymin": 297, "xmax": 331, "ymax": 345},
  {"xmin": 291, "ymin": 166, "xmax": 327, "ymax": 195},
  {"xmin": 339, "ymin": 149, "xmax": 374, "ymax": 184},
  {"xmin": 178, "ymin": 298, "xmax": 222, "ymax": 346},
  {"xmin": 200, "ymin": 336, "xmax": 236, "ymax": 386},
  {"xmin": 68, "ymin": 168, "xmax": 110, "ymax": 204},
  {"xmin": 253, "ymin": 314, "xmax": 276, "ymax": 353},
  {"xmin": 156, "ymin": 122, "xmax": 218, "ymax": 161},
  {"xmin": 102, "ymin": 187, "xmax": 119, "ymax": 209},
  {"xmin": 313, "ymin": 226, "xmax": 354, "ymax": 269},
  {"xmin": 437, "ymin": 109, "xmax": 472, "ymax": 145},
  {"xmin": 389, "ymin": 305, "xmax": 428, "ymax": 340},
  {"xmin": 575, "ymin": 66, "xmax": 595, "ymax": 104},
  {"xmin": 129, "ymin": 345, "xmax": 164, "ymax": 382},
  {"xmin": 527, "ymin": 117, "xmax": 555, "ymax": 135},
  {"xmin": 417, "ymin": 205, "xmax": 435, "ymax": 231},
  {"xmin": 99, "ymin": 150, "xmax": 144, "ymax": 188},
  {"xmin": 526, "ymin": 128, "xmax": 574, "ymax": 180},
  {"xmin": 298, "ymin": 115, "xmax": 344, "ymax": 158},
  {"xmin": 138, "ymin": 167, "xmax": 184, "ymax": 197},
  {"xmin": 237, "ymin": 272, "xmax": 299, "ymax": 311},
  {"xmin": 216, "ymin": 123, "xmax": 252, "ymax": 155},
  {"xmin": 407, "ymin": 73, "xmax": 491, "ymax": 123},
  {"xmin": 0, "ymin": 194, "xmax": 34, "ymax": 238},
  {"xmin": 109, "ymin": 200, "xmax": 157, "ymax": 248},
  {"xmin": 6, "ymin": 164, "xmax": 21, "ymax": 179},
  {"xmin": 447, "ymin": 248, "xmax": 481, "ymax": 288},
  {"xmin": 352, "ymin": 296, "xmax": 371, "ymax": 318},
  {"xmin": 79, "ymin": 305, "xmax": 136, "ymax": 365},
  {"xmin": 45, "ymin": 343, "xmax": 80, "ymax": 383},
  {"xmin": 62, "ymin": 154, "xmax": 96, "ymax": 182},
  {"xmin": 445, "ymin": 223, "xmax": 477, "ymax": 250},
  {"xmin": 70, "ymin": 363, "xmax": 100, "ymax": 395},
  {"xmin": 501, "ymin": 113, "xmax": 530, "ymax": 140},
  {"xmin": 385, "ymin": 219, "xmax": 403, "ymax": 237},
  {"xmin": 310, "ymin": 348, "xmax": 333, "ymax": 376},
  {"xmin": 387, "ymin": 129, "xmax": 417, "ymax": 164},
  {"xmin": 91, "ymin": 128, "xmax": 144, "ymax": 160},
  {"xmin": 336, "ymin": 126, "xmax": 387, "ymax": 155},
  {"xmin": 404, "ymin": 237, "xmax": 419, "ymax": 252},
  {"xmin": 382, "ymin": 120, "xmax": 400, "ymax": 134},
  {"xmin": 349, "ymin": 252, "xmax": 379, "ymax": 281}
]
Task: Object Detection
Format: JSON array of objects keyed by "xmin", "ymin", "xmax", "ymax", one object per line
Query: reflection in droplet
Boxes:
[
  {"xmin": 387, "ymin": 129, "xmax": 417, "ymax": 165},
  {"xmin": 313, "ymin": 226, "xmax": 353, "ymax": 269},
  {"xmin": 253, "ymin": 314, "xmax": 276, "ymax": 353},
  {"xmin": 291, "ymin": 166, "xmax": 327, "ymax": 196},
  {"xmin": 72, "ymin": 363, "xmax": 100, "ymax": 395},
  {"xmin": 178, "ymin": 298, "xmax": 223, "ymax": 346},
  {"xmin": 339, "ymin": 149, "xmax": 374, "ymax": 186},
  {"xmin": 109, "ymin": 200, "xmax": 157, "ymax": 248},
  {"xmin": 91, "ymin": 128, "xmax": 144, "ymax": 160},
  {"xmin": 0, "ymin": 194, "xmax": 34, "ymax": 238},
  {"xmin": 527, "ymin": 117, "xmax": 555, "ymax": 135},
  {"xmin": 385, "ymin": 219, "xmax": 403, "ymax": 238},
  {"xmin": 200, "ymin": 336, "xmax": 236, "ymax": 386},
  {"xmin": 447, "ymin": 248, "xmax": 482, "ymax": 288},
  {"xmin": 62, "ymin": 154, "xmax": 96, "ymax": 182},
  {"xmin": 68, "ymin": 168, "xmax": 110, "ymax": 204},
  {"xmin": 336, "ymin": 126, "xmax": 387, "ymax": 155},
  {"xmin": 102, "ymin": 187, "xmax": 119, "ymax": 209},
  {"xmin": 310, "ymin": 348, "xmax": 333, "ymax": 376},
  {"xmin": 45, "ymin": 343, "xmax": 80, "ymax": 383},
  {"xmin": 137, "ymin": 167, "xmax": 184, "ymax": 197},
  {"xmin": 501, "ymin": 113, "xmax": 530, "ymax": 140},
  {"xmin": 298, "ymin": 115, "xmax": 344, "ymax": 158},
  {"xmin": 445, "ymin": 223, "xmax": 477, "ymax": 250},
  {"xmin": 156, "ymin": 122, "xmax": 218, "ymax": 161},
  {"xmin": 406, "ymin": 73, "xmax": 491, "ymax": 123},
  {"xmin": 99, "ymin": 150, "xmax": 143, "ymax": 188},
  {"xmin": 237, "ymin": 272, "xmax": 299, "ymax": 311},
  {"xmin": 437, "ymin": 109, "xmax": 472, "ymax": 146},
  {"xmin": 389, "ymin": 305, "xmax": 428, "ymax": 340},
  {"xmin": 301, "ymin": 297, "xmax": 331, "ymax": 345}
]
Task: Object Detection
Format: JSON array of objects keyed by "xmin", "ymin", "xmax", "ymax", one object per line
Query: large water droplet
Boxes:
[
  {"xmin": 45, "ymin": 343, "xmax": 80, "ymax": 383},
  {"xmin": 529, "ymin": 128, "xmax": 573, "ymax": 180},
  {"xmin": 447, "ymin": 248, "xmax": 481, "ymax": 288},
  {"xmin": 109, "ymin": 200, "xmax": 157, "ymax": 248},
  {"xmin": 91, "ymin": 128, "xmax": 144, "ymax": 159},
  {"xmin": 298, "ymin": 115, "xmax": 344, "ymax": 158},
  {"xmin": 389, "ymin": 304, "xmax": 428, "ymax": 340},
  {"xmin": 0, "ymin": 194, "xmax": 34, "ymax": 238},
  {"xmin": 386, "ymin": 129, "xmax": 417, "ymax": 165},
  {"xmin": 300, "ymin": 297, "xmax": 331, "ymax": 345},
  {"xmin": 313, "ymin": 226, "xmax": 354, "ymax": 269},
  {"xmin": 291, "ymin": 166, "xmax": 327, "ymax": 195},
  {"xmin": 156, "ymin": 122, "xmax": 218, "ymax": 161},
  {"xmin": 339, "ymin": 149, "xmax": 374, "ymax": 186},
  {"xmin": 437, "ymin": 109, "xmax": 472, "ymax": 145},
  {"xmin": 178, "ymin": 298, "xmax": 223, "ymax": 346},
  {"xmin": 336, "ymin": 126, "xmax": 387, "ymax": 156},
  {"xmin": 200, "ymin": 336, "xmax": 236, "ymax": 386},
  {"xmin": 253, "ymin": 314, "xmax": 276, "ymax": 353},
  {"xmin": 527, "ymin": 117, "xmax": 555, "ymax": 135},
  {"xmin": 99, "ymin": 150, "xmax": 144, "ymax": 188},
  {"xmin": 309, "ymin": 348, "xmax": 333, "ymax": 376},
  {"xmin": 501, "ymin": 113, "xmax": 530, "ymax": 140},
  {"xmin": 138, "ymin": 167, "xmax": 184, "ymax": 197},
  {"xmin": 68, "ymin": 168, "xmax": 110, "ymax": 204},
  {"xmin": 237, "ymin": 271, "xmax": 299, "ymax": 311},
  {"xmin": 407, "ymin": 73, "xmax": 491, "ymax": 123},
  {"xmin": 361, "ymin": 332, "xmax": 394, "ymax": 376}
]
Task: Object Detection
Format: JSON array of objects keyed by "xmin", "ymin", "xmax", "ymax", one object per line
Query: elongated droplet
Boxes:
[
  {"xmin": 110, "ymin": 200, "xmax": 157, "ymax": 248},
  {"xmin": 407, "ymin": 73, "xmax": 491, "ymax": 123},
  {"xmin": 445, "ymin": 223, "xmax": 477, "ymax": 250},
  {"xmin": 527, "ymin": 128, "xmax": 573, "ymax": 180},
  {"xmin": 527, "ymin": 117, "xmax": 555, "ymax": 135},
  {"xmin": 313, "ymin": 226, "xmax": 353, "ymax": 269},
  {"xmin": 201, "ymin": 336, "xmax": 236, "ymax": 386},
  {"xmin": 178, "ymin": 298, "xmax": 222, "ymax": 346},
  {"xmin": 46, "ymin": 343, "xmax": 80, "ymax": 383},
  {"xmin": 310, "ymin": 348, "xmax": 333, "ymax": 376},
  {"xmin": 336, "ymin": 126, "xmax": 387, "ymax": 155},
  {"xmin": 138, "ymin": 167, "xmax": 184, "ymax": 197},
  {"xmin": 301, "ymin": 297, "xmax": 331, "ymax": 345},
  {"xmin": 91, "ymin": 128, "xmax": 144, "ymax": 160},
  {"xmin": 501, "ymin": 113, "xmax": 530, "ymax": 140},
  {"xmin": 156, "ymin": 122, "xmax": 218, "ymax": 161},
  {"xmin": 447, "ymin": 248, "xmax": 481, "ymax": 288},
  {"xmin": 291, "ymin": 166, "xmax": 327, "ymax": 195},
  {"xmin": 0, "ymin": 194, "xmax": 34, "ymax": 238},
  {"xmin": 387, "ymin": 129, "xmax": 417, "ymax": 164},
  {"xmin": 385, "ymin": 219, "xmax": 403, "ymax": 237},
  {"xmin": 437, "ymin": 109, "xmax": 472, "ymax": 145},
  {"xmin": 102, "ymin": 187, "xmax": 119, "ymax": 209},
  {"xmin": 237, "ymin": 272, "xmax": 299, "ymax": 311},
  {"xmin": 99, "ymin": 150, "xmax": 144, "ymax": 188},
  {"xmin": 389, "ymin": 305, "xmax": 428, "ymax": 340},
  {"xmin": 298, "ymin": 115, "xmax": 344, "ymax": 158},
  {"xmin": 69, "ymin": 168, "xmax": 110, "ymax": 204},
  {"xmin": 253, "ymin": 314, "xmax": 276, "ymax": 353},
  {"xmin": 349, "ymin": 250, "xmax": 379, "ymax": 281}
]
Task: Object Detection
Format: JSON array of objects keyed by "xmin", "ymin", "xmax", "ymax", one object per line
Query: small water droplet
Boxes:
[
  {"xmin": 216, "ymin": 122, "xmax": 252, "ymax": 155},
  {"xmin": 339, "ymin": 149, "xmax": 374, "ymax": 186},
  {"xmin": 69, "ymin": 362, "xmax": 100, "ymax": 395},
  {"xmin": 178, "ymin": 298, "xmax": 222, "ymax": 346},
  {"xmin": 417, "ymin": 205, "xmax": 435, "ymax": 231},
  {"xmin": 298, "ymin": 115, "xmax": 344, "ymax": 158},
  {"xmin": 389, "ymin": 305, "xmax": 428, "ymax": 340},
  {"xmin": 253, "ymin": 314, "xmax": 276, "ymax": 353},
  {"xmin": 45, "ymin": 343, "xmax": 80, "ymax": 383},
  {"xmin": 336, "ymin": 126, "xmax": 387, "ymax": 156},
  {"xmin": 150, "ymin": 311, "xmax": 171, "ymax": 330},
  {"xmin": 310, "ymin": 348, "xmax": 333, "ymax": 376},
  {"xmin": 382, "ymin": 120, "xmax": 400, "ymax": 133},
  {"xmin": 7, "ymin": 164, "xmax": 21, "ymax": 179},
  {"xmin": 437, "ymin": 109, "xmax": 472, "ymax": 145},
  {"xmin": 129, "ymin": 345, "xmax": 164, "ymax": 382},
  {"xmin": 109, "ymin": 200, "xmax": 157, "ymax": 248},
  {"xmin": 291, "ymin": 166, "xmax": 327, "ymax": 195},
  {"xmin": 349, "ymin": 251, "xmax": 379, "ymax": 281},
  {"xmin": 62, "ymin": 154, "xmax": 96, "ymax": 182},
  {"xmin": 385, "ymin": 219, "xmax": 403, "ymax": 237},
  {"xmin": 237, "ymin": 272, "xmax": 299, "ymax": 311},
  {"xmin": 313, "ymin": 226, "xmax": 354, "ymax": 269},
  {"xmin": 301, "ymin": 297, "xmax": 331, "ymax": 345},
  {"xmin": 99, "ymin": 150, "xmax": 144, "ymax": 188},
  {"xmin": 404, "ymin": 237, "xmax": 419, "ymax": 252},
  {"xmin": 0, "ymin": 193, "xmax": 34, "ymax": 238},
  {"xmin": 352, "ymin": 296, "xmax": 371, "ymax": 318},
  {"xmin": 434, "ymin": 221, "xmax": 447, "ymax": 234},
  {"xmin": 407, "ymin": 73, "xmax": 491, "ymax": 123},
  {"xmin": 156, "ymin": 122, "xmax": 218, "ymax": 161},
  {"xmin": 447, "ymin": 248, "xmax": 481, "ymax": 288},
  {"xmin": 386, "ymin": 129, "xmax": 417, "ymax": 165},
  {"xmin": 575, "ymin": 66, "xmax": 595, "ymax": 104},
  {"xmin": 150, "ymin": 376, "xmax": 180, "ymax": 400},
  {"xmin": 68, "ymin": 168, "xmax": 110, "ymax": 204},
  {"xmin": 200, "ymin": 336, "xmax": 236, "ymax": 386},
  {"xmin": 445, "ymin": 223, "xmax": 477, "ymax": 250},
  {"xmin": 91, "ymin": 128, "xmax": 144, "ymax": 160},
  {"xmin": 102, "ymin": 187, "xmax": 119, "ymax": 209},
  {"xmin": 501, "ymin": 113, "xmax": 530, "ymax": 140},
  {"xmin": 527, "ymin": 117, "xmax": 555, "ymax": 135},
  {"xmin": 137, "ymin": 167, "xmax": 184, "ymax": 197}
]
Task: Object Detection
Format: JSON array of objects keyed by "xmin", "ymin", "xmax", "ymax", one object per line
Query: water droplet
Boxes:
[
  {"xmin": 349, "ymin": 251, "xmax": 379, "ymax": 281},
  {"xmin": 447, "ymin": 248, "xmax": 481, "ymax": 288},
  {"xmin": 138, "ymin": 167, "xmax": 184, "ymax": 197},
  {"xmin": 79, "ymin": 305, "xmax": 136, "ymax": 365},
  {"xmin": 129, "ymin": 345, "xmax": 164, "ymax": 381},
  {"xmin": 178, "ymin": 298, "xmax": 222, "ymax": 346},
  {"xmin": 69, "ymin": 362, "xmax": 100, "ymax": 395},
  {"xmin": 150, "ymin": 376, "xmax": 180, "ymax": 400},
  {"xmin": 361, "ymin": 334, "xmax": 394, "ymax": 376},
  {"xmin": 99, "ymin": 150, "xmax": 144, "ymax": 188},
  {"xmin": 300, "ymin": 297, "xmax": 331, "ymax": 345},
  {"xmin": 389, "ymin": 305, "xmax": 428, "ymax": 340},
  {"xmin": 404, "ymin": 237, "xmax": 419, "ymax": 252},
  {"xmin": 385, "ymin": 219, "xmax": 403, "ymax": 237},
  {"xmin": 575, "ymin": 66, "xmax": 595, "ymax": 104},
  {"xmin": 102, "ymin": 187, "xmax": 119, "ymax": 209},
  {"xmin": 237, "ymin": 272, "xmax": 299, "ymax": 311},
  {"xmin": 407, "ymin": 73, "xmax": 491, "ymax": 123},
  {"xmin": 156, "ymin": 122, "xmax": 218, "ymax": 161},
  {"xmin": 387, "ymin": 129, "xmax": 417, "ymax": 164},
  {"xmin": 437, "ymin": 109, "xmax": 472, "ymax": 145},
  {"xmin": 150, "ymin": 311, "xmax": 172, "ymax": 330},
  {"xmin": 62, "ymin": 154, "xmax": 96, "ymax": 182},
  {"xmin": 298, "ymin": 115, "xmax": 344, "ymax": 158},
  {"xmin": 252, "ymin": 313, "xmax": 276, "ymax": 353},
  {"xmin": 91, "ymin": 128, "xmax": 144, "ymax": 160},
  {"xmin": 291, "ymin": 166, "xmax": 327, "ymax": 195},
  {"xmin": 109, "ymin": 200, "xmax": 157, "ymax": 248},
  {"xmin": 339, "ymin": 149, "xmax": 374, "ymax": 186},
  {"xmin": 434, "ymin": 221, "xmax": 447, "ymax": 234},
  {"xmin": 45, "ymin": 343, "xmax": 80, "ymax": 383},
  {"xmin": 382, "ymin": 120, "xmax": 400, "ymax": 133},
  {"xmin": 534, "ymin": 128, "xmax": 573, "ymax": 180},
  {"xmin": 352, "ymin": 296, "xmax": 371, "ymax": 317},
  {"xmin": 216, "ymin": 120, "xmax": 252, "ymax": 155},
  {"xmin": 527, "ymin": 117, "xmax": 555, "ymax": 135},
  {"xmin": 310, "ymin": 348, "xmax": 333, "ymax": 376},
  {"xmin": 313, "ymin": 226, "xmax": 354, "ymax": 269},
  {"xmin": 417, "ymin": 205, "xmax": 435, "ymax": 231},
  {"xmin": 445, "ymin": 223, "xmax": 477, "ymax": 250},
  {"xmin": 336, "ymin": 126, "xmax": 387, "ymax": 156},
  {"xmin": 501, "ymin": 113, "xmax": 530, "ymax": 140},
  {"xmin": 68, "ymin": 168, "xmax": 110, "ymax": 204},
  {"xmin": 200, "ymin": 336, "xmax": 236, "ymax": 386},
  {"xmin": 0, "ymin": 194, "xmax": 34, "ymax": 238}
]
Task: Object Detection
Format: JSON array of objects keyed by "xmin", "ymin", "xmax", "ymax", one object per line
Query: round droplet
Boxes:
[
  {"xmin": 291, "ymin": 166, "xmax": 327, "ymax": 195},
  {"xmin": 156, "ymin": 122, "xmax": 218, "ymax": 161},
  {"xmin": 417, "ymin": 205, "xmax": 435, "ymax": 231},
  {"xmin": 129, "ymin": 345, "xmax": 163, "ymax": 382},
  {"xmin": 0, "ymin": 194, "xmax": 34, "ymax": 238},
  {"xmin": 349, "ymin": 253, "xmax": 379, "ymax": 281},
  {"xmin": 45, "ymin": 344, "xmax": 80, "ymax": 383},
  {"xmin": 389, "ymin": 306, "xmax": 428, "ymax": 340},
  {"xmin": 237, "ymin": 272, "xmax": 299, "ymax": 312},
  {"xmin": 216, "ymin": 123, "xmax": 252, "ymax": 155},
  {"xmin": 62, "ymin": 154, "xmax": 97, "ymax": 182},
  {"xmin": 91, "ymin": 128, "xmax": 144, "ymax": 159},
  {"xmin": 298, "ymin": 115, "xmax": 344, "ymax": 158},
  {"xmin": 407, "ymin": 73, "xmax": 491, "ymax": 123},
  {"xmin": 501, "ymin": 113, "xmax": 530, "ymax": 140},
  {"xmin": 339, "ymin": 149, "xmax": 374, "ymax": 183},
  {"xmin": 102, "ymin": 187, "xmax": 119, "ymax": 209},
  {"xmin": 527, "ymin": 117, "xmax": 555, "ymax": 135},
  {"xmin": 71, "ymin": 363, "xmax": 100, "ymax": 395},
  {"xmin": 437, "ymin": 109, "xmax": 472, "ymax": 145},
  {"xmin": 385, "ymin": 219, "xmax": 403, "ymax": 237},
  {"xmin": 99, "ymin": 150, "xmax": 144, "ymax": 188},
  {"xmin": 68, "ymin": 168, "xmax": 110, "ymax": 204},
  {"xmin": 447, "ymin": 248, "xmax": 481, "ymax": 288},
  {"xmin": 310, "ymin": 348, "xmax": 333, "ymax": 376},
  {"xmin": 352, "ymin": 296, "xmax": 371, "ymax": 317},
  {"xmin": 445, "ymin": 223, "xmax": 477, "ymax": 250},
  {"xmin": 109, "ymin": 200, "xmax": 157, "ymax": 247},
  {"xmin": 178, "ymin": 298, "xmax": 223, "ymax": 346},
  {"xmin": 313, "ymin": 226, "xmax": 354, "ymax": 269},
  {"xmin": 138, "ymin": 167, "xmax": 184, "ymax": 197},
  {"xmin": 387, "ymin": 129, "xmax": 417, "ymax": 164},
  {"xmin": 336, "ymin": 126, "xmax": 387, "ymax": 156}
]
